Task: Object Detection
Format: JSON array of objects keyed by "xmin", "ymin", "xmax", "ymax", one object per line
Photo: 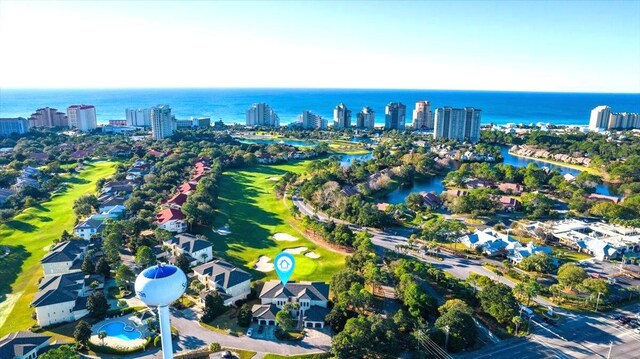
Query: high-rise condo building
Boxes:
[
  {"xmin": 412, "ymin": 101, "xmax": 433, "ymax": 130},
  {"xmin": 28, "ymin": 107, "xmax": 68, "ymax": 128},
  {"xmin": 246, "ymin": 103, "xmax": 280, "ymax": 127},
  {"xmin": 356, "ymin": 106, "xmax": 376, "ymax": 129},
  {"xmin": 433, "ymin": 107, "xmax": 482, "ymax": 143},
  {"xmin": 0, "ymin": 118, "xmax": 29, "ymax": 136},
  {"xmin": 384, "ymin": 102, "xmax": 406, "ymax": 130},
  {"xmin": 301, "ymin": 110, "xmax": 327, "ymax": 130},
  {"xmin": 589, "ymin": 106, "xmax": 612, "ymax": 131},
  {"xmin": 126, "ymin": 108, "xmax": 152, "ymax": 128},
  {"xmin": 589, "ymin": 105, "xmax": 639, "ymax": 131},
  {"xmin": 67, "ymin": 105, "xmax": 97, "ymax": 132},
  {"xmin": 151, "ymin": 105, "xmax": 177, "ymax": 140},
  {"xmin": 333, "ymin": 103, "xmax": 351, "ymax": 129}
]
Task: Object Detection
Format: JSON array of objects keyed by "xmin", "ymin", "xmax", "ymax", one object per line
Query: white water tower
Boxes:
[{"xmin": 135, "ymin": 264, "xmax": 187, "ymax": 359}]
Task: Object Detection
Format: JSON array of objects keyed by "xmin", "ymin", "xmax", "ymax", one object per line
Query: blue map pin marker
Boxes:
[{"xmin": 274, "ymin": 252, "xmax": 295, "ymax": 286}]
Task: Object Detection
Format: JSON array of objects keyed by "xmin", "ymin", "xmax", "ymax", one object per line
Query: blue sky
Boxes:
[{"xmin": 0, "ymin": 0, "xmax": 638, "ymax": 92}]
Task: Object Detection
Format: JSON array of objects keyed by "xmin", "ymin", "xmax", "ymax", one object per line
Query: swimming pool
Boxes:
[{"xmin": 98, "ymin": 321, "xmax": 142, "ymax": 341}]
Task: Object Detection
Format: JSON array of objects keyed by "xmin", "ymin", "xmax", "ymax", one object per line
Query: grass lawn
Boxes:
[
  {"xmin": 0, "ymin": 160, "xmax": 117, "ymax": 336},
  {"xmin": 263, "ymin": 353, "xmax": 330, "ymax": 359},
  {"xmin": 196, "ymin": 160, "xmax": 346, "ymax": 283},
  {"xmin": 552, "ymin": 247, "xmax": 593, "ymax": 262},
  {"xmin": 223, "ymin": 348, "xmax": 257, "ymax": 359}
]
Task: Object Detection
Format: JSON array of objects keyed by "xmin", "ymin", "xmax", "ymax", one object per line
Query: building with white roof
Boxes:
[{"xmin": 527, "ymin": 219, "xmax": 640, "ymax": 260}]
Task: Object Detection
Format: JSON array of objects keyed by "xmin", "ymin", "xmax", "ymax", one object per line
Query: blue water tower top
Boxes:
[{"xmin": 142, "ymin": 264, "xmax": 178, "ymax": 279}]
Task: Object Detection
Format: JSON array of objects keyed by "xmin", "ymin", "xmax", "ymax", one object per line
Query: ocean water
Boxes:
[{"xmin": 1, "ymin": 88, "xmax": 639, "ymax": 126}]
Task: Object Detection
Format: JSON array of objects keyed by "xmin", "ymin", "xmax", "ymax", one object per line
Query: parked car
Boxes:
[
  {"xmin": 620, "ymin": 317, "xmax": 632, "ymax": 324},
  {"xmin": 221, "ymin": 351, "xmax": 233, "ymax": 359},
  {"xmin": 635, "ymin": 328, "xmax": 640, "ymax": 334},
  {"xmin": 246, "ymin": 328, "xmax": 253, "ymax": 337}
]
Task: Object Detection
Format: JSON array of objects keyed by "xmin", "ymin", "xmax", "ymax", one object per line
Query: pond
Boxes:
[
  {"xmin": 339, "ymin": 152, "xmax": 374, "ymax": 167},
  {"xmin": 236, "ymin": 138, "xmax": 317, "ymax": 147},
  {"xmin": 380, "ymin": 146, "xmax": 620, "ymax": 205}
]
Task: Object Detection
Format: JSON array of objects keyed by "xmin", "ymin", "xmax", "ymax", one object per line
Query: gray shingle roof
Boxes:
[
  {"xmin": 0, "ymin": 331, "xmax": 50, "ymax": 358},
  {"xmin": 251, "ymin": 304, "xmax": 279, "ymax": 321},
  {"xmin": 259, "ymin": 281, "xmax": 329, "ymax": 303},
  {"xmin": 32, "ymin": 272, "xmax": 85, "ymax": 307},
  {"xmin": 166, "ymin": 234, "xmax": 212, "ymax": 254},
  {"xmin": 303, "ymin": 306, "xmax": 329, "ymax": 322},
  {"xmin": 193, "ymin": 259, "xmax": 252, "ymax": 289},
  {"xmin": 41, "ymin": 240, "xmax": 87, "ymax": 264}
]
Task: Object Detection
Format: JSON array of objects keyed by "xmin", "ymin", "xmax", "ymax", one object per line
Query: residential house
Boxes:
[
  {"xmin": 465, "ymin": 178, "xmax": 493, "ymax": 189},
  {"xmin": 498, "ymin": 196, "xmax": 520, "ymax": 212},
  {"xmin": 498, "ymin": 182, "xmax": 524, "ymax": 195},
  {"xmin": 41, "ymin": 240, "xmax": 89, "ymax": 277},
  {"xmin": 166, "ymin": 192, "xmax": 189, "ymax": 208},
  {"xmin": 73, "ymin": 217, "xmax": 105, "ymax": 240},
  {"xmin": 193, "ymin": 259, "xmax": 252, "ymax": 306},
  {"xmin": 101, "ymin": 181, "xmax": 134, "ymax": 195},
  {"xmin": 178, "ymin": 181, "xmax": 197, "ymax": 194},
  {"xmin": 459, "ymin": 229, "xmax": 520, "ymax": 256},
  {"xmin": 0, "ymin": 331, "xmax": 51, "ymax": 359},
  {"xmin": 420, "ymin": 192, "xmax": 441, "ymax": 209},
  {"xmin": 0, "ymin": 188, "xmax": 15, "ymax": 205},
  {"xmin": 563, "ymin": 173, "xmax": 576, "ymax": 183},
  {"xmin": 32, "ymin": 272, "xmax": 103, "ymax": 327},
  {"xmin": 163, "ymin": 233, "xmax": 213, "ymax": 265},
  {"xmin": 156, "ymin": 208, "xmax": 187, "ymax": 233},
  {"xmin": 507, "ymin": 242, "xmax": 553, "ymax": 264},
  {"xmin": 98, "ymin": 195, "xmax": 128, "ymax": 213},
  {"xmin": 252, "ymin": 281, "xmax": 330, "ymax": 328}
]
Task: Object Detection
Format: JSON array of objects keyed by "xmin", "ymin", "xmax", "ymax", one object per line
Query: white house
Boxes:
[
  {"xmin": 507, "ymin": 242, "xmax": 553, "ymax": 264},
  {"xmin": 0, "ymin": 331, "xmax": 51, "ymax": 359},
  {"xmin": 41, "ymin": 240, "xmax": 89, "ymax": 277},
  {"xmin": 252, "ymin": 281, "xmax": 329, "ymax": 328},
  {"xmin": 156, "ymin": 208, "xmax": 187, "ymax": 233},
  {"xmin": 193, "ymin": 259, "xmax": 252, "ymax": 306},
  {"xmin": 73, "ymin": 217, "xmax": 105, "ymax": 240},
  {"xmin": 31, "ymin": 272, "xmax": 102, "ymax": 327},
  {"xmin": 163, "ymin": 233, "xmax": 213, "ymax": 266},
  {"xmin": 459, "ymin": 229, "xmax": 520, "ymax": 256}
]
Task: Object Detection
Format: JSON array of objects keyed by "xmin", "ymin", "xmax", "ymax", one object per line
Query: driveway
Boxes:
[{"xmin": 170, "ymin": 308, "xmax": 330, "ymax": 357}]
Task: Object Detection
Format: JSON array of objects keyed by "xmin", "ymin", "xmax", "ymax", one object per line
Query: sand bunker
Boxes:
[
  {"xmin": 216, "ymin": 225, "xmax": 231, "ymax": 236},
  {"xmin": 267, "ymin": 176, "xmax": 281, "ymax": 181},
  {"xmin": 273, "ymin": 233, "xmax": 298, "ymax": 242},
  {"xmin": 254, "ymin": 256, "xmax": 274, "ymax": 272},
  {"xmin": 304, "ymin": 251, "xmax": 321, "ymax": 259},
  {"xmin": 283, "ymin": 246, "xmax": 308, "ymax": 255}
]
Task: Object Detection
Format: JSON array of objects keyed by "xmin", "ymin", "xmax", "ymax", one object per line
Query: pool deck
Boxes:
[{"xmin": 91, "ymin": 316, "xmax": 150, "ymax": 350}]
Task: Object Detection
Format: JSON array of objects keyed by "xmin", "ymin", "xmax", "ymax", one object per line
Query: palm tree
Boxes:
[
  {"xmin": 98, "ymin": 331, "xmax": 107, "ymax": 345},
  {"xmin": 495, "ymin": 270, "xmax": 503, "ymax": 282}
]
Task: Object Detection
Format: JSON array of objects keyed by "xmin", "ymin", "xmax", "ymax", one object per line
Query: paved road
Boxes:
[
  {"xmin": 457, "ymin": 305, "xmax": 640, "ymax": 359},
  {"xmin": 293, "ymin": 196, "xmax": 640, "ymax": 358},
  {"xmin": 292, "ymin": 196, "xmax": 554, "ymax": 307},
  {"xmin": 118, "ymin": 308, "xmax": 330, "ymax": 358}
]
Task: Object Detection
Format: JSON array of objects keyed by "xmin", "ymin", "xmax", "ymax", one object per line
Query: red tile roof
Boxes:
[
  {"xmin": 156, "ymin": 208, "xmax": 185, "ymax": 225},
  {"xmin": 179, "ymin": 182, "xmax": 197, "ymax": 193},
  {"xmin": 167, "ymin": 192, "xmax": 188, "ymax": 207}
]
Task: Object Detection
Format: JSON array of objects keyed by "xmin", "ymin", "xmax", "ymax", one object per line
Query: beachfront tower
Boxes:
[
  {"xmin": 433, "ymin": 107, "xmax": 481, "ymax": 143},
  {"xmin": 412, "ymin": 101, "xmax": 433, "ymax": 130},
  {"xmin": 356, "ymin": 106, "xmax": 376, "ymax": 129},
  {"xmin": 589, "ymin": 105, "xmax": 612, "ymax": 131},
  {"xmin": 384, "ymin": 102, "xmax": 406, "ymax": 130},
  {"xmin": 333, "ymin": 103, "xmax": 352, "ymax": 129},
  {"xmin": 246, "ymin": 103, "xmax": 280, "ymax": 127},
  {"xmin": 151, "ymin": 105, "xmax": 177, "ymax": 140}
]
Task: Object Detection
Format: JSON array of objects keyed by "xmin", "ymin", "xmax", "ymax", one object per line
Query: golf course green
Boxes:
[
  {"xmin": 0, "ymin": 161, "xmax": 117, "ymax": 335},
  {"xmin": 200, "ymin": 159, "xmax": 347, "ymax": 283}
]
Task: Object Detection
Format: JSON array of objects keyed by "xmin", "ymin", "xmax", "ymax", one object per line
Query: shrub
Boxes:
[{"xmin": 209, "ymin": 342, "xmax": 222, "ymax": 352}]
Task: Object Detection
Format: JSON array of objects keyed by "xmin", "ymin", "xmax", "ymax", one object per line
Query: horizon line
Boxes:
[{"xmin": 2, "ymin": 86, "xmax": 639, "ymax": 95}]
